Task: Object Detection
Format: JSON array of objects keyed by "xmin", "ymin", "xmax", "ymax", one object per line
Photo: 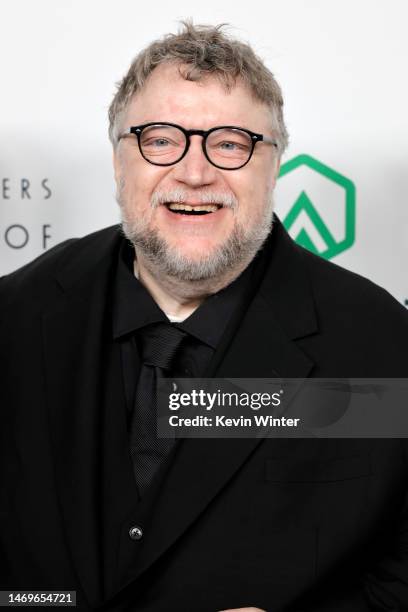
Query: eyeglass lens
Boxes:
[{"xmin": 139, "ymin": 125, "xmax": 253, "ymax": 168}]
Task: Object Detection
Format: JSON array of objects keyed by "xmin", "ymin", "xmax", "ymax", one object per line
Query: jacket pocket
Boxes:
[{"xmin": 265, "ymin": 454, "xmax": 370, "ymax": 483}]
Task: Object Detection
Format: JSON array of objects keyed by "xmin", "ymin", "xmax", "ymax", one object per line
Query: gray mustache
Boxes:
[{"xmin": 151, "ymin": 189, "xmax": 238, "ymax": 210}]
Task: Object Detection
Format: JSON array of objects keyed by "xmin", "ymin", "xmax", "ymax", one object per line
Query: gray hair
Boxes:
[{"xmin": 108, "ymin": 21, "xmax": 289, "ymax": 154}]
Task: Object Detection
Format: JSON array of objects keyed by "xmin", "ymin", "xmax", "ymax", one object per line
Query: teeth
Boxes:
[{"xmin": 167, "ymin": 203, "xmax": 220, "ymax": 213}]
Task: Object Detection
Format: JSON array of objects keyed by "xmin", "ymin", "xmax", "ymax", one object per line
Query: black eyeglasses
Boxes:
[{"xmin": 118, "ymin": 122, "xmax": 278, "ymax": 170}]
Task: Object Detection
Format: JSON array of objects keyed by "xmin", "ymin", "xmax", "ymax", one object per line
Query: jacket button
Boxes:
[{"xmin": 129, "ymin": 526, "xmax": 143, "ymax": 541}]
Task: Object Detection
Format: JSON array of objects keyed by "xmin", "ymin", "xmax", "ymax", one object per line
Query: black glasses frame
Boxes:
[{"xmin": 118, "ymin": 122, "xmax": 278, "ymax": 170}]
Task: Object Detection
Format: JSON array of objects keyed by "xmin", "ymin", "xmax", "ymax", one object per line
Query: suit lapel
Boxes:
[{"xmin": 42, "ymin": 227, "xmax": 133, "ymax": 607}]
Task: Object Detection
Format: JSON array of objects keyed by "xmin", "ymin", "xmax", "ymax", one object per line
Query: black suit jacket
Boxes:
[{"xmin": 1, "ymin": 218, "xmax": 408, "ymax": 611}]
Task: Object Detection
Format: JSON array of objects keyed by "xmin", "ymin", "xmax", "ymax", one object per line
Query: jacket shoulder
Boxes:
[
  {"xmin": 300, "ymin": 245, "xmax": 406, "ymax": 319},
  {"xmin": 297, "ymin": 246, "xmax": 408, "ymax": 374},
  {"xmin": 0, "ymin": 225, "xmax": 121, "ymax": 310}
]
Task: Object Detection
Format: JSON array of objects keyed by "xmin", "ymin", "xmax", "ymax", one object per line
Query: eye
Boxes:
[
  {"xmin": 213, "ymin": 140, "xmax": 251, "ymax": 153},
  {"xmin": 143, "ymin": 137, "xmax": 171, "ymax": 148},
  {"xmin": 219, "ymin": 141, "xmax": 240, "ymax": 150}
]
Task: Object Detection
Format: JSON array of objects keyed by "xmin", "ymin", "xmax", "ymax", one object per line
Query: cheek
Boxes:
[
  {"xmin": 121, "ymin": 162, "xmax": 168, "ymax": 209},
  {"xmin": 230, "ymin": 173, "xmax": 271, "ymax": 219}
]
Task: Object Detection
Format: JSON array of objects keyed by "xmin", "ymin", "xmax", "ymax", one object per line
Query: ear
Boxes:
[
  {"xmin": 270, "ymin": 157, "xmax": 281, "ymax": 190},
  {"xmin": 274, "ymin": 157, "xmax": 281, "ymax": 179},
  {"xmin": 113, "ymin": 147, "xmax": 122, "ymax": 184}
]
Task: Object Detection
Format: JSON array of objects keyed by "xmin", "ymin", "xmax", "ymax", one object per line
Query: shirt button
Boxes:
[{"xmin": 129, "ymin": 526, "xmax": 143, "ymax": 541}]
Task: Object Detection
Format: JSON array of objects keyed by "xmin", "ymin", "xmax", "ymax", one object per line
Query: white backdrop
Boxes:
[{"xmin": 1, "ymin": 0, "xmax": 407, "ymax": 307}]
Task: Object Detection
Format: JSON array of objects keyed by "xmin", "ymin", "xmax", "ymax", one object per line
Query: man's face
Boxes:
[{"xmin": 113, "ymin": 63, "xmax": 280, "ymax": 281}]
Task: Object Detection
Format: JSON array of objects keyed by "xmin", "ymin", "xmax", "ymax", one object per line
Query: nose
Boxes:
[{"xmin": 171, "ymin": 135, "xmax": 217, "ymax": 187}]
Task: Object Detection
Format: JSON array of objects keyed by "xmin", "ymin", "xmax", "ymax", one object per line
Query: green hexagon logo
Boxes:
[{"xmin": 277, "ymin": 154, "xmax": 356, "ymax": 259}]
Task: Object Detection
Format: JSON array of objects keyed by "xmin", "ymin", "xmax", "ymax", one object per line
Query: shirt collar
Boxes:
[
  {"xmin": 112, "ymin": 240, "xmax": 168, "ymax": 339},
  {"xmin": 176, "ymin": 262, "xmax": 255, "ymax": 348},
  {"xmin": 112, "ymin": 237, "xmax": 265, "ymax": 348}
]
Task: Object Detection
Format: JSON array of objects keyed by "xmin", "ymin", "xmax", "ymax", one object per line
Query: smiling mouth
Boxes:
[{"xmin": 165, "ymin": 203, "xmax": 222, "ymax": 215}]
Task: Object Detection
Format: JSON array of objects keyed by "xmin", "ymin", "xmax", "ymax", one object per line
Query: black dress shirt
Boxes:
[{"xmin": 112, "ymin": 237, "xmax": 271, "ymax": 424}]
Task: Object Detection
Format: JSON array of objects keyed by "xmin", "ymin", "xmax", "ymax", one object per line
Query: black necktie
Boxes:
[{"xmin": 129, "ymin": 322, "xmax": 187, "ymax": 497}]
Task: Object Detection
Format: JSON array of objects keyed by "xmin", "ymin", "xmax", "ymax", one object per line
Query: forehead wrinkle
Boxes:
[{"xmin": 125, "ymin": 64, "xmax": 271, "ymax": 134}]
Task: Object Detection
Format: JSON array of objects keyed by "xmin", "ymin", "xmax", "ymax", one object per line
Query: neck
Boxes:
[{"xmin": 133, "ymin": 249, "xmax": 253, "ymax": 320}]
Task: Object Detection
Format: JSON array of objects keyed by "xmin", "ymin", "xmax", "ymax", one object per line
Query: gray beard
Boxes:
[{"xmin": 119, "ymin": 198, "xmax": 274, "ymax": 283}]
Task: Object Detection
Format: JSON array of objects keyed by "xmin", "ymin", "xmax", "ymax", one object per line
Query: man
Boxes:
[{"xmin": 1, "ymin": 22, "xmax": 408, "ymax": 612}]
